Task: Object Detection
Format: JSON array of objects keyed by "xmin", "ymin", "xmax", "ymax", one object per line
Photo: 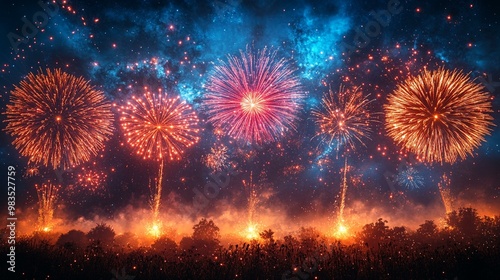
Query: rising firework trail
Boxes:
[
  {"xmin": 242, "ymin": 172, "xmax": 260, "ymax": 240},
  {"xmin": 35, "ymin": 182, "xmax": 60, "ymax": 232},
  {"xmin": 204, "ymin": 47, "xmax": 304, "ymax": 144},
  {"xmin": 313, "ymin": 85, "xmax": 376, "ymax": 237},
  {"xmin": 4, "ymin": 68, "xmax": 114, "ymax": 171},
  {"xmin": 438, "ymin": 173, "xmax": 453, "ymax": 214},
  {"xmin": 119, "ymin": 88, "xmax": 200, "ymax": 237}
]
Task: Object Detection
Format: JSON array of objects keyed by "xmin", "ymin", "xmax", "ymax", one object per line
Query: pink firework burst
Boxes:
[{"xmin": 204, "ymin": 47, "xmax": 304, "ymax": 143}]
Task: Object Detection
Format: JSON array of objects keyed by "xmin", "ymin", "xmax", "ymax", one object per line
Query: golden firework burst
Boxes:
[{"xmin": 385, "ymin": 68, "xmax": 494, "ymax": 164}]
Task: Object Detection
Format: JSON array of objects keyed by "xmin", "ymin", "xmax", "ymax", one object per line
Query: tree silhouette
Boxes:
[
  {"xmin": 87, "ymin": 223, "xmax": 115, "ymax": 245},
  {"xmin": 446, "ymin": 207, "xmax": 481, "ymax": 236},
  {"xmin": 192, "ymin": 218, "xmax": 220, "ymax": 242},
  {"xmin": 416, "ymin": 220, "xmax": 438, "ymax": 238},
  {"xmin": 298, "ymin": 227, "xmax": 321, "ymax": 249},
  {"xmin": 191, "ymin": 218, "xmax": 220, "ymax": 255},
  {"xmin": 480, "ymin": 215, "xmax": 500, "ymax": 237},
  {"xmin": 358, "ymin": 218, "xmax": 389, "ymax": 248},
  {"xmin": 283, "ymin": 234, "xmax": 298, "ymax": 247},
  {"xmin": 114, "ymin": 232, "xmax": 140, "ymax": 249},
  {"xmin": 180, "ymin": 236, "xmax": 194, "ymax": 251},
  {"xmin": 56, "ymin": 230, "xmax": 88, "ymax": 249},
  {"xmin": 152, "ymin": 236, "xmax": 178, "ymax": 256},
  {"xmin": 259, "ymin": 229, "xmax": 275, "ymax": 244}
]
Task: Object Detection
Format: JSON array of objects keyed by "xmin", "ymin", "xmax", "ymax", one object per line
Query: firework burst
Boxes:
[
  {"xmin": 385, "ymin": 68, "xmax": 494, "ymax": 164},
  {"xmin": 4, "ymin": 69, "xmax": 114, "ymax": 170},
  {"xmin": 203, "ymin": 144, "xmax": 229, "ymax": 172},
  {"xmin": 25, "ymin": 166, "xmax": 40, "ymax": 177},
  {"xmin": 396, "ymin": 167, "xmax": 424, "ymax": 190},
  {"xmin": 119, "ymin": 89, "xmax": 200, "ymax": 161},
  {"xmin": 313, "ymin": 85, "xmax": 375, "ymax": 151},
  {"xmin": 204, "ymin": 47, "xmax": 304, "ymax": 143},
  {"xmin": 76, "ymin": 167, "xmax": 108, "ymax": 193},
  {"xmin": 35, "ymin": 182, "xmax": 60, "ymax": 232}
]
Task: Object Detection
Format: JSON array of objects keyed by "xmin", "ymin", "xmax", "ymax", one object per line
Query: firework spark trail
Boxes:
[
  {"xmin": 338, "ymin": 157, "xmax": 348, "ymax": 225},
  {"xmin": 313, "ymin": 85, "xmax": 376, "ymax": 235},
  {"xmin": 4, "ymin": 68, "xmax": 114, "ymax": 170},
  {"xmin": 35, "ymin": 182, "xmax": 60, "ymax": 232},
  {"xmin": 385, "ymin": 68, "xmax": 494, "ymax": 164},
  {"xmin": 205, "ymin": 47, "xmax": 304, "ymax": 143},
  {"xmin": 120, "ymin": 89, "xmax": 199, "ymax": 237},
  {"xmin": 438, "ymin": 173, "xmax": 453, "ymax": 214},
  {"xmin": 243, "ymin": 172, "xmax": 259, "ymax": 240},
  {"xmin": 151, "ymin": 158, "xmax": 164, "ymax": 224}
]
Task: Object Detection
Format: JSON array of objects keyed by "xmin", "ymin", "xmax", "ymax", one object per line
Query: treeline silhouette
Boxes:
[{"xmin": 2, "ymin": 208, "xmax": 499, "ymax": 279}]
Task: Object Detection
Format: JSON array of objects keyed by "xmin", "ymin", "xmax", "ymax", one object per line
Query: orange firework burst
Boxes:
[
  {"xmin": 25, "ymin": 166, "xmax": 40, "ymax": 177},
  {"xmin": 313, "ymin": 86, "xmax": 376, "ymax": 151},
  {"xmin": 385, "ymin": 68, "xmax": 494, "ymax": 164},
  {"xmin": 4, "ymin": 69, "xmax": 114, "ymax": 170},
  {"xmin": 76, "ymin": 167, "xmax": 108, "ymax": 193},
  {"xmin": 119, "ymin": 88, "xmax": 200, "ymax": 161}
]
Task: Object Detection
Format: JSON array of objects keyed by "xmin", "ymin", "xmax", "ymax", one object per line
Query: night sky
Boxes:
[{"xmin": 0, "ymin": 0, "xmax": 499, "ymax": 236}]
